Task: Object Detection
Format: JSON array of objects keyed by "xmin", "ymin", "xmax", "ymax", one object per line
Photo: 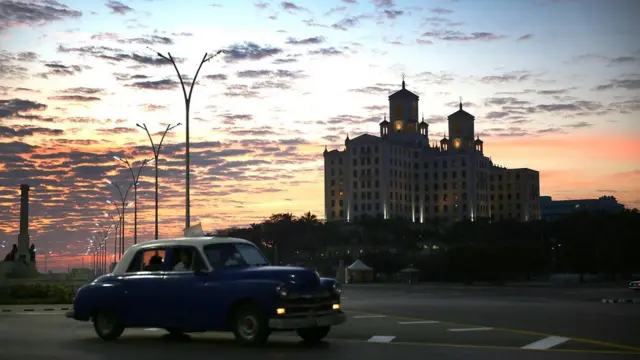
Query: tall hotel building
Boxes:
[{"xmin": 323, "ymin": 80, "xmax": 541, "ymax": 225}]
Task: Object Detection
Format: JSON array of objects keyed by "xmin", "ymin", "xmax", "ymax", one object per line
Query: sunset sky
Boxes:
[{"xmin": 0, "ymin": 0, "xmax": 638, "ymax": 271}]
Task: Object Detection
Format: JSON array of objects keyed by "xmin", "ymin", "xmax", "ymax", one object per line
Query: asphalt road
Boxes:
[{"xmin": 0, "ymin": 285, "xmax": 638, "ymax": 360}]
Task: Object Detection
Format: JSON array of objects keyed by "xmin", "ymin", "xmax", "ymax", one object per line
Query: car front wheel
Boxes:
[
  {"xmin": 231, "ymin": 303, "xmax": 271, "ymax": 346},
  {"xmin": 296, "ymin": 326, "xmax": 331, "ymax": 343},
  {"xmin": 93, "ymin": 309, "xmax": 125, "ymax": 341}
]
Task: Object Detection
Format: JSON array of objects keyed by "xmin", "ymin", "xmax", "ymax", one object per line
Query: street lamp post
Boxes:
[
  {"xmin": 149, "ymin": 47, "xmax": 225, "ymax": 230},
  {"xmin": 106, "ymin": 201, "xmax": 123, "ymax": 260},
  {"xmin": 104, "ymin": 212, "xmax": 121, "ymax": 265},
  {"xmin": 136, "ymin": 122, "xmax": 181, "ymax": 239},
  {"xmin": 105, "ymin": 181, "xmax": 133, "ymax": 257},
  {"xmin": 94, "ymin": 222, "xmax": 113, "ymax": 275},
  {"xmin": 113, "ymin": 156, "xmax": 153, "ymax": 245}
]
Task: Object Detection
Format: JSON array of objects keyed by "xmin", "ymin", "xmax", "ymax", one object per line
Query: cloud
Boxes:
[
  {"xmin": 223, "ymin": 42, "xmax": 283, "ymax": 63},
  {"xmin": 479, "ymin": 73, "xmax": 531, "ymax": 84},
  {"xmin": 285, "ymin": 36, "xmax": 325, "ymax": 45},
  {"xmin": 113, "ymin": 72, "xmax": 150, "ymax": 81},
  {"xmin": 421, "ymin": 30, "xmax": 505, "ymax": 42},
  {"xmin": 38, "ymin": 62, "xmax": 91, "ymax": 78},
  {"xmin": 421, "ymin": 16, "xmax": 463, "ymax": 27},
  {"xmin": 308, "ymin": 47, "xmax": 344, "ymax": 56},
  {"xmin": 0, "ymin": 125, "xmax": 63, "ymax": 139},
  {"xmin": 382, "ymin": 9, "xmax": 404, "ymax": 19},
  {"xmin": 252, "ymin": 80, "xmax": 292, "ymax": 90},
  {"xmin": 223, "ymin": 84, "xmax": 262, "ymax": 98},
  {"xmin": 0, "ymin": 0, "xmax": 82, "ymax": 33},
  {"xmin": 255, "ymin": 1, "xmax": 269, "ymax": 9},
  {"xmin": 324, "ymin": 6, "xmax": 347, "ymax": 16},
  {"xmin": 105, "ymin": 0, "xmax": 133, "ymax": 15},
  {"xmin": 58, "ymin": 87, "xmax": 106, "ymax": 95},
  {"xmin": 517, "ymin": 34, "xmax": 533, "ymax": 41},
  {"xmin": 331, "ymin": 16, "xmax": 366, "ymax": 30},
  {"xmin": 203, "ymin": 73, "xmax": 228, "ymax": 80},
  {"xmin": 0, "ymin": 98, "xmax": 47, "ymax": 118},
  {"xmin": 47, "ymin": 95, "xmax": 102, "ymax": 102},
  {"xmin": 416, "ymin": 39, "xmax": 433, "ymax": 45},
  {"xmin": 414, "ymin": 71, "xmax": 455, "ymax": 85},
  {"xmin": 594, "ymin": 78, "xmax": 640, "ymax": 91},
  {"xmin": 57, "ymin": 45, "xmax": 182, "ymax": 67},
  {"xmin": 349, "ymin": 84, "xmax": 394, "ymax": 95},
  {"xmin": 236, "ymin": 69, "xmax": 305, "ymax": 79},
  {"xmin": 125, "ymin": 79, "xmax": 179, "ymax": 90},
  {"xmin": 139, "ymin": 104, "xmax": 167, "ymax": 112},
  {"xmin": 91, "ymin": 32, "xmax": 174, "ymax": 45},
  {"xmin": 430, "ymin": 7, "xmax": 453, "ymax": 14},
  {"xmin": 220, "ymin": 113, "xmax": 253, "ymax": 125},
  {"xmin": 565, "ymin": 121, "xmax": 592, "ymax": 128},
  {"xmin": 371, "ymin": 0, "xmax": 394, "ymax": 9},
  {"xmin": 281, "ymin": 1, "xmax": 307, "ymax": 12}
]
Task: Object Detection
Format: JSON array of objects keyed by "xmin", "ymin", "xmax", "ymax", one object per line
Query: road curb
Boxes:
[
  {"xmin": 600, "ymin": 299, "xmax": 640, "ymax": 304},
  {"xmin": 0, "ymin": 307, "xmax": 71, "ymax": 312}
]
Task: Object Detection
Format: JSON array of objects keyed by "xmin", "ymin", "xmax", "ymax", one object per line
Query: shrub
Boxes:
[{"xmin": 0, "ymin": 283, "xmax": 75, "ymax": 304}]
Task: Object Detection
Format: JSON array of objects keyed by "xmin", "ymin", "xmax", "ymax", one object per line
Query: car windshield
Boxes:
[{"xmin": 203, "ymin": 242, "xmax": 270, "ymax": 269}]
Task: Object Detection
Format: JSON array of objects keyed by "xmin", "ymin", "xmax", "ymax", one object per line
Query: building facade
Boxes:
[
  {"xmin": 323, "ymin": 80, "xmax": 541, "ymax": 225},
  {"xmin": 540, "ymin": 195, "xmax": 624, "ymax": 221}
]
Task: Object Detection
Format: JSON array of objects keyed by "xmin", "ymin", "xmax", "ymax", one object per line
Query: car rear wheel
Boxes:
[
  {"xmin": 93, "ymin": 309, "xmax": 125, "ymax": 341},
  {"xmin": 231, "ymin": 303, "xmax": 270, "ymax": 346},
  {"xmin": 296, "ymin": 326, "xmax": 331, "ymax": 343}
]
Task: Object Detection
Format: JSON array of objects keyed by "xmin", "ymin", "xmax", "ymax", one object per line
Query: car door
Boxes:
[
  {"xmin": 163, "ymin": 245, "xmax": 214, "ymax": 330},
  {"xmin": 121, "ymin": 247, "xmax": 169, "ymax": 327}
]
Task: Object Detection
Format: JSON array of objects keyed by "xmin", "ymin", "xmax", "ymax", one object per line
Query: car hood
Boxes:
[{"xmin": 224, "ymin": 266, "xmax": 321, "ymax": 291}]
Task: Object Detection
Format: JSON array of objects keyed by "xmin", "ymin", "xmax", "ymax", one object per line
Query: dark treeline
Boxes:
[{"xmin": 210, "ymin": 209, "xmax": 640, "ymax": 283}]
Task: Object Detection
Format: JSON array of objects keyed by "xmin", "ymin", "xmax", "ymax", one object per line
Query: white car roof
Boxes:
[
  {"xmin": 111, "ymin": 236, "xmax": 254, "ymax": 275},
  {"xmin": 129, "ymin": 236, "xmax": 253, "ymax": 250}
]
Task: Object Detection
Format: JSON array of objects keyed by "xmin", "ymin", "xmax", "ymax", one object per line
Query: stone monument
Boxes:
[{"xmin": 0, "ymin": 184, "xmax": 40, "ymax": 279}]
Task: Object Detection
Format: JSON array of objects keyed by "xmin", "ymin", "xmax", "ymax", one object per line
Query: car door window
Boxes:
[
  {"xmin": 126, "ymin": 248, "xmax": 167, "ymax": 272},
  {"xmin": 168, "ymin": 246, "xmax": 208, "ymax": 272}
]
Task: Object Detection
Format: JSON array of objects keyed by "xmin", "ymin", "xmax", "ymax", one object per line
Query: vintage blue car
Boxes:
[{"xmin": 66, "ymin": 237, "xmax": 346, "ymax": 344}]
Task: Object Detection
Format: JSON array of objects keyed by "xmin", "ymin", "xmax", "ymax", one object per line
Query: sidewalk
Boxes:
[
  {"xmin": 344, "ymin": 281, "xmax": 630, "ymax": 289},
  {"xmin": 0, "ymin": 304, "xmax": 72, "ymax": 312}
]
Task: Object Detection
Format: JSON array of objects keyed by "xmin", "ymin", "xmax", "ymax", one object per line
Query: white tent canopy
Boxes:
[{"xmin": 347, "ymin": 259, "xmax": 372, "ymax": 271}]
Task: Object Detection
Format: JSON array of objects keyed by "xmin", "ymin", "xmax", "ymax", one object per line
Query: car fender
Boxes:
[
  {"xmin": 213, "ymin": 279, "xmax": 283, "ymax": 318},
  {"xmin": 73, "ymin": 280, "xmax": 125, "ymax": 320}
]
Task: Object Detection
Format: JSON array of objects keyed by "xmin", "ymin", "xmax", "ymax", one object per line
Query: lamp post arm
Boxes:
[
  {"xmin": 113, "ymin": 183, "xmax": 125, "ymax": 203},
  {"xmin": 156, "ymin": 125, "xmax": 172, "ymax": 158},
  {"xmin": 134, "ymin": 161, "xmax": 148, "ymax": 184},
  {"xmin": 124, "ymin": 182, "xmax": 133, "ymax": 202},
  {"xmin": 167, "ymin": 53, "xmax": 189, "ymax": 103},
  {"xmin": 141, "ymin": 126, "xmax": 159, "ymax": 159},
  {"xmin": 186, "ymin": 53, "xmax": 210, "ymax": 103}
]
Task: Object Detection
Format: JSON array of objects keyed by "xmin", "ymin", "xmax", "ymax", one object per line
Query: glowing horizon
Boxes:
[{"xmin": 0, "ymin": 0, "xmax": 638, "ymax": 271}]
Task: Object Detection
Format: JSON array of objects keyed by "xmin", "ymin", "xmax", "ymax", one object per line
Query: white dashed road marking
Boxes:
[
  {"xmin": 367, "ymin": 335, "xmax": 396, "ymax": 343},
  {"xmin": 398, "ymin": 320, "xmax": 440, "ymax": 325},
  {"xmin": 9, "ymin": 312, "xmax": 64, "ymax": 315},
  {"xmin": 521, "ymin": 336, "xmax": 570, "ymax": 350},
  {"xmin": 353, "ymin": 314, "xmax": 386, "ymax": 319},
  {"xmin": 144, "ymin": 328, "xmax": 161, "ymax": 331},
  {"xmin": 448, "ymin": 327, "xmax": 494, "ymax": 332}
]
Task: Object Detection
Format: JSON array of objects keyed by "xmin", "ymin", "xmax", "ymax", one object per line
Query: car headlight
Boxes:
[
  {"xmin": 276, "ymin": 284, "xmax": 288, "ymax": 298},
  {"xmin": 333, "ymin": 282, "xmax": 342, "ymax": 295}
]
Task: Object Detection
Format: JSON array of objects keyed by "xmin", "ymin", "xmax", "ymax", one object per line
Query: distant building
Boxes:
[
  {"xmin": 540, "ymin": 195, "xmax": 624, "ymax": 221},
  {"xmin": 323, "ymin": 80, "xmax": 541, "ymax": 225}
]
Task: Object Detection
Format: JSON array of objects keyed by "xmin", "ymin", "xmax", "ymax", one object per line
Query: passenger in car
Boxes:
[
  {"xmin": 144, "ymin": 252, "xmax": 164, "ymax": 271},
  {"xmin": 173, "ymin": 251, "xmax": 192, "ymax": 271}
]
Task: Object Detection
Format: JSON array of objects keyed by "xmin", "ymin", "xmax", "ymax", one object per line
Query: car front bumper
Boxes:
[{"xmin": 268, "ymin": 311, "xmax": 346, "ymax": 330}]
